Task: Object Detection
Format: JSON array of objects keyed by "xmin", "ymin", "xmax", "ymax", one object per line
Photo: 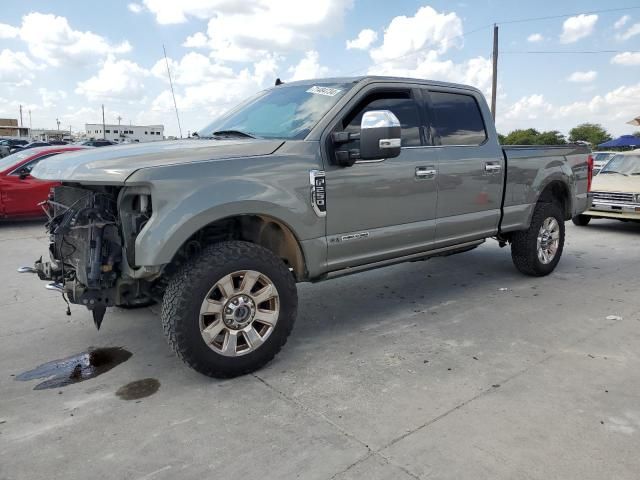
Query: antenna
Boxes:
[{"xmin": 163, "ymin": 44, "xmax": 183, "ymax": 139}]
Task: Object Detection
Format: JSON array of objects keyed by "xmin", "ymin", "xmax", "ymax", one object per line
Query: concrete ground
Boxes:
[{"xmin": 1, "ymin": 219, "xmax": 639, "ymax": 480}]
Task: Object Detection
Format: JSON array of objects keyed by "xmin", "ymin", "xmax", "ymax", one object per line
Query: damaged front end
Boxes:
[{"xmin": 21, "ymin": 185, "xmax": 156, "ymax": 329}]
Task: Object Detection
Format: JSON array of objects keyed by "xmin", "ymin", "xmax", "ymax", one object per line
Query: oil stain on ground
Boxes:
[
  {"xmin": 15, "ymin": 347, "xmax": 132, "ymax": 390},
  {"xmin": 115, "ymin": 378, "xmax": 160, "ymax": 400}
]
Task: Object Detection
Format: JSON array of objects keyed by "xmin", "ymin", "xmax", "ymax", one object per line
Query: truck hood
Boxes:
[
  {"xmin": 591, "ymin": 173, "xmax": 640, "ymax": 194},
  {"xmin": 31, "ymin": 138, "xmax": 284, "ymax": 184}
]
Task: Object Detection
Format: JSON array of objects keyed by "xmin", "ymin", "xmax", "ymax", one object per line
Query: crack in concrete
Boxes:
[{"xmin": 256, "ymin": 315, "xmax": 631, "ymax": 480}]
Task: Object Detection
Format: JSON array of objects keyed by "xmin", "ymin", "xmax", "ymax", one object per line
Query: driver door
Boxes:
[{"xmin": 323, "ymin": 84, "xmax": 439, "ymax": 271}]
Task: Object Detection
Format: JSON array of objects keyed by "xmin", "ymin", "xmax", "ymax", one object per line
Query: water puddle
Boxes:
[
  {"xmin": 15, "ymin": 347, "xmax": 132, "ymax": 390},
  {"xmin": 115, "ymin": 378, "xmax": 160, "ymax": 400}
]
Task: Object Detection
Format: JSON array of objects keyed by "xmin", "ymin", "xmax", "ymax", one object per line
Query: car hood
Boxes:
[
  {"xmin": 591, "ymin": 173, "xmax": 640, "ymax": 194},
  {"xmin": 31, "ymin": 139, "xmax": 284, "ymax": 184}
]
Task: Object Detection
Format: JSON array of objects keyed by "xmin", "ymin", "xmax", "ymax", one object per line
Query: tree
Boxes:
[
  {"xmin": 500, "ymin": 128, "xmax": 566, "ymax": 145},
  {"xmin": 568, "ymin": 123, "xmax": 612, "ymax": 146},
  {"xmin": 633, "ymin": 130, "xmax": 640, "ymax": 137}
]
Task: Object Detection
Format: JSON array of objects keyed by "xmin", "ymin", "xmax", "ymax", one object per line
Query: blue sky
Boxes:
[{"xmin": 1, "ymin": 0, "xmax": 639, "ymax": 137}]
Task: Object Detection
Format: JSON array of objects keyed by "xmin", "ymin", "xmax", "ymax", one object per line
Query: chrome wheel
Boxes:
[
  {"xmin": 199, "ymin": 270, "xmax": 279, "ymax": 357},
  {"xmin": 536, "ymin": 217, "xmax": 560, "ymax": 264}
]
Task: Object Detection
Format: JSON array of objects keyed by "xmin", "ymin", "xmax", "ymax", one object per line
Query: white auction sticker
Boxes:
[{"xmin": 306, "ymin": 86, "xmax": 342, "ymax": 97}]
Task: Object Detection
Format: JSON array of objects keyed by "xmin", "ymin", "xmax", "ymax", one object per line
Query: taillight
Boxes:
[{"xmin": 587, "ymin": 154, "xmax": 594, "ymax": 192}]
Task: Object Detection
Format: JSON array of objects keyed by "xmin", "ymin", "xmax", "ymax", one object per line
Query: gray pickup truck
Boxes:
[{"xmin": 25, "ymin": 76, "xmax": 592, "ymax": 378}]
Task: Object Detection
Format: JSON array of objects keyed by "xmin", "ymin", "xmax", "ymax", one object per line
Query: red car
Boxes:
[{"xmin": 0, "ymin": 146, "xmax": 89, "ymax": 219}]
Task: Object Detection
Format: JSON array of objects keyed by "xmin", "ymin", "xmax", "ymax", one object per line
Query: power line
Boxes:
[
  {"xmin": 502, "ymin": 49, "xmax": 640, "ymax": 54},
  {"xmin": 495, "ymin": 6, "xmax": 640, "ymax": 25}
]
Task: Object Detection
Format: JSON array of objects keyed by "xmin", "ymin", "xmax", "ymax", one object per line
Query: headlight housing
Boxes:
[{"xmin": 634, "ymin": 193, "xmax": 640, "ymax": 204}]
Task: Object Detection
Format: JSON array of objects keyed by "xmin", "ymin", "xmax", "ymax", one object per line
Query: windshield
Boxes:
[
  {"xmin": 198, "ymin": 83, "xmax": 353, "ymax": 140},
  {"xmin": 600, "ymin": 154, "xmax": 640, "ymax": 175},
  {"xmin": 594, "ymin": 152, "xmax": 614, "ymax": 163}
]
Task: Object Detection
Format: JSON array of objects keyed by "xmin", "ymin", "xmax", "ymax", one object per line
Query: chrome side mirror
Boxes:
[{"xmin": 359, "ymin": 110, "xmax": 402, "ymax": 160}]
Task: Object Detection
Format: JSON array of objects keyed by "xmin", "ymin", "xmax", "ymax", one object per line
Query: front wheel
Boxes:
[
  {"xmin": 572, "ymin": 215, "xmax": 591, "ymax": 226},
  {"xmin": 510, "ymin": 202, "xmax": 565, "ymax": 277},
  {"xmin": 161, "ymin": 241, "xmax": 298, "ymax": 378}
]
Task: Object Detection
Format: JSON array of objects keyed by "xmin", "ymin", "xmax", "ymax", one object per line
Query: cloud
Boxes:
[
  {"xmin": 202, "ymin": 0, "xmax": 353, "ymax": 61},
  {"xmin": 527, "ymin": 33, "xmax": 544, "ymax": 43},
  {"xmin": 614, "ymin": 15, "xmax": 630, "ymax": 29},
  {"xmin": 369, "ymin": 50, "xmax": 493, "ymax": 97},
  {"xmin": 498, "ymin": 83, "xmax": 640, "ymax": 136},
  {"xmin": 371, "ymin": 6, "xmax": 463, "ymax": 64},
  {"xmin": 75, "ymin": 55, "xmax": 149, "ymax": 101},
  {"xmin": 141, "ymin": 0, "xmax": 247, "ymax": 24},
  {"xmin": 287, "ymin": 50, "xmax": 329, "ymax": 81},
  {"xmin": 143, "ymin": 0, "xmax": 352, "ymax": 62},
  {"xmin": 38, "ymin": 88, "xmax": 68, "ymax": 108},
  {"xmin": 0, "ymin": 49, "xmax": 40, "ymax": 86},
  {"xmin": 559, "ymin": 14, "xmax": 598, "ymax": 44},
  {"xmin": 611, "ymin": 52, "xmax": 640, "ymax": 66},
  {"xmin": 0, "ymin": 22, "xmax": 19, "ymax": 39},
  {"xmin": 346, "ymin": 29, "xmax": 378, "ymax": 50},
  {"xmin": 616, "ymin": 23, "xmax": 640, "ymax": 41},
  {"xmin": 151, "ymin": 52, "xmax": 235, "ymax": 85},
  {"xmin": 149, "ymin": 56, "xmax": 279, "ymax": 132},
  {"xmin": 18, "ymin": 13, "xmax": 132, "ymax": 67},
  {"xmin": 182, "ymin": 32, "xmax": 208, "ymax": 48},
  {"xmin": 567, "ymin": 70, "xmax": 597, "ymax": 83},
  {"xmin": 128, "ymin": 3, "xmax": 143, "ymax": 13}
]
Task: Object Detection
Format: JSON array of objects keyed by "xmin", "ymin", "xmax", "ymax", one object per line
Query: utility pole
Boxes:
[
  {"xmin": 491, "ymin": 24, "xmax": 499, "ymax": 120},
  {"xmin": 163, "ymin": 44, "xmax": 183, "ymax": 139},
  {"xmin": 101, "ymin": 104, "xmax": 106, "ymax": 139},
  {"xmin": 117, "ymin": 115, "xmax": 122, "ymax": 126},
  {"xmin": 19, "ymin": 105, "xmax": 23, "ymax": 127}
]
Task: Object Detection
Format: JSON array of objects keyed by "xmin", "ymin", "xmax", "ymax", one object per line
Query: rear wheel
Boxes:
[
  {"xmin": 161, "ymin": 241, "xmax": 297, "ymax": 378},
  {"xmin": 511, "ymin": 202, "xmax": 565, "ymax": 277},
  {"xmin": 572, "ymin": 215, "xmax": 591, "ymax": 226}
]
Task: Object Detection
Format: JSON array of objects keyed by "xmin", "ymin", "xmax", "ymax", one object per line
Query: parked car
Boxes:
[
  {"xmin": 592, "ymin": 151, "xmax": 617, "ymax": 174},
  {"xmin": 573, "ymin": 149, "xmax": 640, "ymax": 226},
  {"xmin": 48, "ymin": 140, "xmax": 69, "ymax": 146},
  {"xmin": 80, "ymin": 139, "xmax": 115, "ymax": 147},
  {"xmin": 9, "ymin": 141, "xmax": 51, "ymax": 154},
  {"xmin": 0, "ymin": 139, "xmax": 29, "ymax": 158},
  {"xmin": 26, "ymin": 76, "xmax": 591, "ymax": 378},
  {"xmin": 0, "ymin": 146, "xmax": 88, "ymax": 219}
]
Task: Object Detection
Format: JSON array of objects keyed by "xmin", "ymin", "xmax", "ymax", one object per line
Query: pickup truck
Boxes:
[{"xmin": 24, "ymin": 76, "xmax": 592, "ymax": 378}]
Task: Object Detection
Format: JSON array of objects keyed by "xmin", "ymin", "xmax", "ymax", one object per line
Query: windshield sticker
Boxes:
[{"xmin": 306, "ymin": 86, "xmax": 342, "ymax": 97}]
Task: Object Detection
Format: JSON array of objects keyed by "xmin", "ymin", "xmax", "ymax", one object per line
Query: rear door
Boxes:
[
  {"xmin": 423, "ymin": 88, "xmax": 504, "ymax": 247},
  {"xmin": 323, "ymin": 84, "xmax": 439, "ymax": 271}
]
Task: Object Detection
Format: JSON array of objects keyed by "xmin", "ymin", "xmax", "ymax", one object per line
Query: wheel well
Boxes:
[
  {"xmin": 539, "ymin": 181, "xmax": 571, "ymax": 220},
  {"xmin": 168, "ymin": 215, "xmax": 306, "ymax": 281}
]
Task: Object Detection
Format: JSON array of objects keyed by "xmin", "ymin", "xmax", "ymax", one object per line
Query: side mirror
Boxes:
[
  {"xmin": 359, "ymin": 110, "xmax": 402, "ymax": 161},
  {"xmin": 18, "ymin": 167, "xmax": 30, "ymax": 179}
]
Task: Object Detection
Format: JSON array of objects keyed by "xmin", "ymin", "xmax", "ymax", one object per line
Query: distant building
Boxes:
[
  {"xmin": 31, "ymin": 128, "xmax": 71, "ymax": 141},
  {"xmin": 0, "ymin": 118, "xmax": 29, "ymax": 138},
  {"xmin": 85, "ymin": 123, "xmax": 164, "ymax": 143}
]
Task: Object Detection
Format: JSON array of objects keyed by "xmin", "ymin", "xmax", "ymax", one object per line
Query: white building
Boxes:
[{"xmin": 85, "ymin": 123, "xmax": 164, "ymax": 143}]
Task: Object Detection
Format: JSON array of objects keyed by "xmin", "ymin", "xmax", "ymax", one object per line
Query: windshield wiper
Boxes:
[{"xmin": 212, "ymin": 130, "xmax": 257, "ymax": 139}]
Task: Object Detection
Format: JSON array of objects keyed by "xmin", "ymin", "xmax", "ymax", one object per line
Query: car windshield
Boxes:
[
  {"xmin": 594, "ymin": 153, "xmax": 614, "ymax": 163},
  {"xmin": 198, "ymin": 83, "xmax": 353, "ymax": 140},
  {"xmin": 599, "ymin": 154, "xmax": 640, "ymax": 175}
]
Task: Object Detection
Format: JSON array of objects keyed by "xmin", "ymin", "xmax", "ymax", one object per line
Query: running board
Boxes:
[{"xmin": 322, "ymin": 239, "xmax": 485, "ymax": 280}]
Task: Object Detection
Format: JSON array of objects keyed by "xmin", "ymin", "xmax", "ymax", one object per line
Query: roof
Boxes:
[{"xmin": 277, "ymin": 75, "xmax": 483, "ymax": 94}]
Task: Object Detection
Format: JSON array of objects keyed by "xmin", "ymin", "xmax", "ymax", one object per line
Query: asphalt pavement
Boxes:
[{"xmin": 1, "ymin": 219, "xmax": 639, "ymax": 480}]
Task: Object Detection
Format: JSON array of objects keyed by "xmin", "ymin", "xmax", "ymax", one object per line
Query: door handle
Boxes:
[
  {"xmin": 415, "ymin": 166, "xmax": 437, "ymax": 179},
  {"xmin": 484, "ymin": 162, "xmax": 502, "ymax": 173}
]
